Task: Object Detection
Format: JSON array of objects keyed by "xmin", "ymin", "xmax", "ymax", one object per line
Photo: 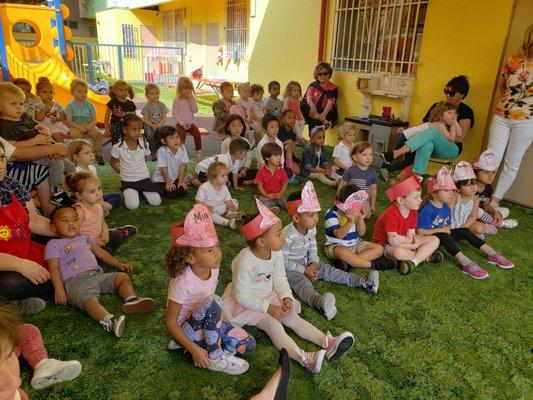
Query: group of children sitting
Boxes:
[{"xmin": 0, "ymin": 76, "xmax": 520, "ymax": 395}]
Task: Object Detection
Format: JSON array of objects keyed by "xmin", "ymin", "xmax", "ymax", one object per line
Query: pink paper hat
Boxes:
[
  {"xmin": 240, "ymin": 197, "xmax": 281, "ymax": 241},
  {"xmin": 172, "ymin": 204, "xmax": 219, "ymax": 248},
  {"xmin": 337, "ymin": 190, "xmax": 369, "ymax": 214},
  {"xmin": 385, "ymin": 176, "xmax": 421, "ymax": 201},
  {"xmin": 452, "ymin": 161, "xmax": 476, "ymax": 182},
  {"xmin": 473, "ymin": 149, "xmax": 497, "ymax": 171},
  {"xmin": 286, "ymin": 181, "xmax": 321, "ymax": 216},
  {"xmin": 427, "ymin": 167, "xmax": 457, "ymax": 193}
]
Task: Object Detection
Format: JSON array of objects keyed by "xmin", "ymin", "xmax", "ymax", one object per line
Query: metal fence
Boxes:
[{"xmin": 69, "ymin": 43, "xmax": 184, "ymax": 85}]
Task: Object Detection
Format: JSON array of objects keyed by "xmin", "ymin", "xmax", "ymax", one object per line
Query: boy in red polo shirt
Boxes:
[
  {"xmin": 255, "ymin": 142, "xmax": 288, "ymax": 214},
  {"xmin": 372, "ymin": 167, "xmax": 442, "ymax": 275}
]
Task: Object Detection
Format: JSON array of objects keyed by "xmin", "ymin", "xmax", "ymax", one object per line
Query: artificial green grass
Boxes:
[
  {"xmin": 24, "ymin": 163, "xmax": 532, "ymax": 400},
  {"xmin": 131, "ymin": 85, "xmax": 218, "ymax": 115}
]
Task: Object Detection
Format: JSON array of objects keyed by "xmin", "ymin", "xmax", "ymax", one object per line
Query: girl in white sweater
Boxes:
[{"xmin": 222, "ymin": 198, "xmax": 354, "ymax": 373}]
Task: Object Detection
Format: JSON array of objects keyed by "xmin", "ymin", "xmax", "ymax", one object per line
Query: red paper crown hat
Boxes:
[{"xmin": 240, "ymin": 198, "xmax": 281, "ymax": 241}]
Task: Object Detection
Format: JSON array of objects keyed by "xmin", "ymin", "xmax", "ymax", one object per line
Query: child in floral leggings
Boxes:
[{"xmin": 164, "ymin": 204, "xmax": 255, "ymax": 375}]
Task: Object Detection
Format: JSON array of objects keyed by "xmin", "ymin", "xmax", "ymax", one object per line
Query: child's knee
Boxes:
[{"xmin": 114, "ymin": 272, "xmax": 131, "ymax": 287}]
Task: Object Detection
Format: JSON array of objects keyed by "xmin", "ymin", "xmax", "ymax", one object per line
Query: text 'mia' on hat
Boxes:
[
  {"xmin": 426, "ymin": 166, "xmax": 457, "ymax": 194},
  {"xmin": 240, "ymin": 198, "xmax": 281, "ymax": 241},
  {"xmin": 452, "ymin": 161, "xmax": 477, "ymax": 182},
  {"xmin": 171, "ymin": 204, "xmax": 219, "ymax": 248},
  {"xmin": 286, "ymin": 181, "xmax": 321, "ymax": 216},
  {"xmin": 473, "ymin": 149, "xmax": 497, "ymax": 171}
]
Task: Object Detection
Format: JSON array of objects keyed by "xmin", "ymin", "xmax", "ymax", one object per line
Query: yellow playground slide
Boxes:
[{"xmin": 0, "ymin": 2, "xmax": 108, "ymax": 122}]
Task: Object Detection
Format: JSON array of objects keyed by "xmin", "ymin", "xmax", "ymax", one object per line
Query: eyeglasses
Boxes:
[
  {"xmin": 317, "ymin": 72, "xmax": 329, "ymax": 77},
  {"xmin": 444, "ymin": 88, "xmax": 457, "ymax": 97}
]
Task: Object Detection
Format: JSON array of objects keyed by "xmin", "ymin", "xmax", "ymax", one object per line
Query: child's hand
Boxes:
[
  {"xmin": 492, "ymin": 211, "xmax": 502, "ymax": 223},
  {"xmin": 191, "ymin": 346, "xmax": 210, "ymax": 369},
  {"xmin": 412, "ymin": 234, "xmax": 420, "ymax": 247},
  {"xmin": 345, "ymin": 208, "xmax": 358, "ymax": 223},
  {"xmin": 34, "ymin": 133, "xmax": 53, "ymax": 145},
  {"xmin": 370, "ymin": 204, "xmax": 376, "ymax": 215},
  {"xmin": 235, "ymin": 186, "xmax": 244, "ymax": 192},
  {"xmin": 304, "ymin": 263, "xmax": 318, "ymax": 282},
  {"xmin": 267, "ymin": 303, "xmax": 285, "ymax": 320},
  {"xmin": 165, "ymin": 182, "xmax": 177, "ymax": 192},
  {"xmin": 118, "ymin": 263, "xmax": 134, "ymax": 272},
  {"xmin": 282, "ymin": 298, "xmax": 293, "ymax": 313},
  {"xmin": 178, "ymin": 181, "xmax": 188, "ymax": 191},
  {"xmin": 324, "ymin": 166, "xmax": 332, "ymax": 176},
  {"xmin": 102, "ymin": 201, "xmax": 113, "ymax": 212},
  {"xmin": 440, "ymin": 226, "xmax": 451, "ymax": 234},
  {"xmin": 54, "ymin": 287, "xmax": 67, "ymax": 305}
]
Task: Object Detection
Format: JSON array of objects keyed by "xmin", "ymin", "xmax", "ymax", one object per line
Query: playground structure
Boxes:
[{"xmin": 0, "ymin": 0, "xmax": 109, "ymax": 122}]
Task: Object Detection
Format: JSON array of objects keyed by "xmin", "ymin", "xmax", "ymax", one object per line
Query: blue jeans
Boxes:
[{"xmin": 405, "ymin": 127, "xmax": 459, "ymax": 173}]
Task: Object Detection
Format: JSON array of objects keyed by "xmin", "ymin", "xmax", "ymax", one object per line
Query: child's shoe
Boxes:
[
  {"xmin": 499, "ymin": 219, "xmax": 518, "ymax": 229},
  {"xmin": 100, "ymin": 315, "xmax": 126, "ymax": 337},
  {"xmin": 122, "ymin": 297, "xmax": 155, "ymax": 313},
  {"xmin": 299, "ymin": 349, "xmax": 326, "ymax": 373},
  {"xmin": 334, "ymin": 259, "xmax": 351, "ymax": 271},
  {"xmin": 51, "ymin": 191, "xmax": 74, "ymax": 206},
  {"xmin": 228, "ymin": 219, "xmax": 238, "ymax": 230},
  {"xmin": 487, "ymin": 252, "xmax": 514, "ymax": 269},
  {"xmin": 12, "ymin": 297, "xmax": 46, "ymax": 315},
  {"xmin": 112, "ymin": 225, "xmax": 138, "ymax": 238},
  {"xmin": 226, "ymin": 211, "xmax": 246, "ymax": 221},
  {"xmin": 31, "ymin": 358, "xmax": 82, "ymax": 389},
  {"xmin": 373, "ymin": 257, "xmax": 398, "ymax": 270},
  {"xmin": 427, "ymin": 251, "xmax": 444, "ymax": 264},
  {"xmin": 397, "ymin": 260, "xmax": 414, "ymax": 275},
  {"xmin": 360, "ymin": 270, "xmax": 379, "ymax": 294},
  {"xmin": 319, "ymin": 292, "xmax": 337, "ymax": 320},
  {"xmin": 461, "ymin": 262, "xmax": 489, "ymax": 280},
  {"xmin": 323, "ymin": 331, "xmax": 355, "ymax": 361},
  {"xmin": 378, "ymin": 168, "xmax": 390, "ymax": 183},
  {"xmin": 208, "ymin": 351, "xmax": 249, "ymax": 375},
  {"xmin": 168, "ymin": 339, "xmax": 182, "ymax": 351}
]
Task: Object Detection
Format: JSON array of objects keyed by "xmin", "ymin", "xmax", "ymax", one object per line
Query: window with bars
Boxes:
[
  {"xmin": 88, "ymin": 26, "xmax": 97, "ymax": 38},
  {"xmin": 331, "ymin": 0, "xmax": 429, "ymax": 76},
  {"xmin": 121, "ymin": 24, "xmax": 138, "ymax": 58},
  {"xmin": 162, "ymin": 8, "xmax": 186, "ymax": 49},
  {"xmin": 226, "ymin": 0, "xmax": 249, "ymax": 61}
]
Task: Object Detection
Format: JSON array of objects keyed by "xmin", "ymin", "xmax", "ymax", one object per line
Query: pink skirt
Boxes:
[{"xmin": 222, "ymin": 283, "xmax": 301, "ymax": 327}]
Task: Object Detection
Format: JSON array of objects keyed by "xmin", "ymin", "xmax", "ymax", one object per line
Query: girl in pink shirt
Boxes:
[
  {"xmin": 165, "ymin": 204, "xmax": 255, "ymax": 375},
  {"xmin": 283, "ymin": 80, "xmax": 306, "ymax": 143},
  {"xmin": 65, "ymin": 172, "xmax": 137, "ymax": 256},
  {"xmin": 172, "ymin": 77, "xmax": 202, "ymax": 162}
]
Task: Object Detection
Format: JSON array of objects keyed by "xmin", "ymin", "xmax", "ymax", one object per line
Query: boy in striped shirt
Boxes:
[
  {"xmin": 282, "ymin": 182, "xmax": 379, "ymax": 321},
  {"xmin": 324, "ymin": 184, "xmax": 397, "ymax": 271}
]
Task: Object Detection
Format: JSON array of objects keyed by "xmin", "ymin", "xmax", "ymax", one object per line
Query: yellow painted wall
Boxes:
[{"xmin": 323, "ymin": 0, "xmax": 515, "ymax": 161}]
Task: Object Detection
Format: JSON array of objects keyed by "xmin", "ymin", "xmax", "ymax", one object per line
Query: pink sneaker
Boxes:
[
  {"xmin": 487, "ymin": 252, "xmax": 515, "ymax": 269},
  {"xmin": 461, "ymin": 262, "xmax": 489, "ymax": 280},
  {"xmin": 323, "ymin": 331, "xmax": 355, "ymax": 361},
  {"xmin": 300, "ymin": 349, "xmax": 326, "ymax": 373}
]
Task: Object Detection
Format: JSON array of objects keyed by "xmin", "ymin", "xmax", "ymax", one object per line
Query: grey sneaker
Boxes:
[
  {"xmin": 226, "ymin": 211, "xmax": 246, "ymax": 221},
  {"xmin": 13, "ymin": 297, "xmax": 46, "ymax": 315},
  {"xmin": 100, "ymin": 315, "xmax": 126, "ymax": 337},
  {"xmin": 360, "ymin": 270, "xmax": 379, "ymax": 294},
  {"xmin": 31, "ymin": 358, "xmax": 82, "ymax": 389},
  {"xmin": 319, "ymin": 292, "xmax": 337, "ymax": 320}
]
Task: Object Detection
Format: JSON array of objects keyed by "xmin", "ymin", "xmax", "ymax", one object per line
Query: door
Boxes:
[{"xmin": 483, "ymin": 0, "xmax": 533, "ymax": 207}]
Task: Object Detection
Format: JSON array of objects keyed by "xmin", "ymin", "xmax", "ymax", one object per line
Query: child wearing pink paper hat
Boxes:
[
  {"xmin": 324, "ymin": 184, "xmax": 396, "ymax": 271},
  {"xmin": 222, "ymin": 198, "xmax": 354, "ymax": 373},
  {"xmin": 473, "ymin": 149, "xmax": 518, "ymax": 234},
  {"xmin": 372, "ymin": 167, "xmax": 442, "ymax": 275},
  {"xmin": 283, "ymin": 181, "xmax": 379, "ymax": 321},
  {"xmin": 164, "ymin": 204, "xmax": 255, "ymax": 375},
  {"xmin": 417, "ymin": 167, "xmax": 514, "ymax": 280}
]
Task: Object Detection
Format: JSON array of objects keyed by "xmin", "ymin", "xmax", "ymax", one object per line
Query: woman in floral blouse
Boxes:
[{"xmin": 487, "ymin": 25, "xmax": 533, "ymax": 206}]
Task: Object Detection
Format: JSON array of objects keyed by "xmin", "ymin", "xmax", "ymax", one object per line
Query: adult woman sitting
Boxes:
[
  {"xmin": 0, "ymin": 141, "xmax": 56, "ymax": 310},
  {"xmin": 487, "ymin": 25, "xmax": 532, "ymax": 209},
  {"xmin": 380, "ymin": 102, "xmax": 462, "ymax": 174},
  {"xmin": 302, "ymin": 61, "xmax": 339, "ymax": 131},
  {"xmin": 382, "ymin": 75, "xmax": 474, "ymax": 176}
]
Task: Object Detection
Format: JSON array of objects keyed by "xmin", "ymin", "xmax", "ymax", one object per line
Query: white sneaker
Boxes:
[
  {"xmin": 208, "ymin": 351, "xmax": 249, "ymax": 375},
  {"xmin": 320, "ymin": 292, "xmax": 337, "ymax": 320},
  {"xmin": 168, "ymin": 340, "xmax": 182, "ymax": 351},
  {"xmin": 499, "ymin": 219, "xmax": 518, "ymax": 228},
  {"xmin": 100, "ymin": 315, "xmax": 126, "ymax": 337},
  {"xmin": 299, "ymin": 349, "xmax": 326, "ymax": 373},
  {"xmin": 31, "ymin": 358, "xmax": 82, "ymax": 389},
  {"xmin": 228, "ymin": 218, "xmax": 237, "ymax": 230}
]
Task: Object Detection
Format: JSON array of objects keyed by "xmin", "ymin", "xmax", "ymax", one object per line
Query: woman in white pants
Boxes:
[{"xmin": 488, "ymin": 25, "xmax": 533, "ymax": 208}]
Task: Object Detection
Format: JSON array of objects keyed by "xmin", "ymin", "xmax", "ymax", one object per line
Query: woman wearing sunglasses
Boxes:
[
  {"xmin": 301, "ymin": 62, "xmax": 339, "ymax": 131},
  {"xmin": 379, "ymin": 75, "xmax": 474, "ymax": 180}
]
